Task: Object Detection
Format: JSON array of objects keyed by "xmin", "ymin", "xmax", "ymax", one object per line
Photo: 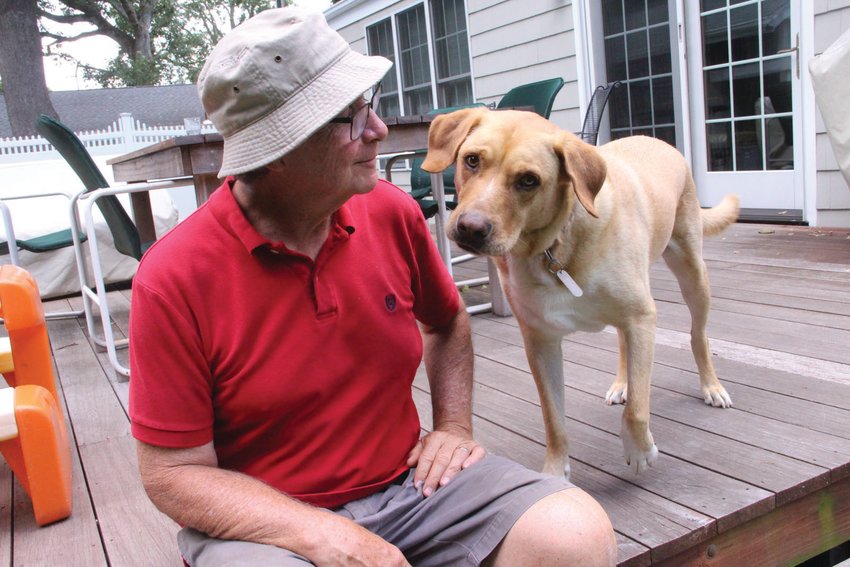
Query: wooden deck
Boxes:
[{"xmin": 3, "ymin": 222, "xmax": 850, "ymax": 566}]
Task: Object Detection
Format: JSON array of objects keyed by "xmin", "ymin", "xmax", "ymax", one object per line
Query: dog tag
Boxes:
[{"xmin": 555, "ymin": 269, "xmax": 583, "ymax": 297}]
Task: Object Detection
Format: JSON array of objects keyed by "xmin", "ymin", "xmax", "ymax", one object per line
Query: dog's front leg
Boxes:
[
  {"xmin": 521, "ymin": 327, "xmax": 571, "ymax": 478},
  {"xmin": 620, "ymin": 321, "xmax": 659, "ymax": 474}
]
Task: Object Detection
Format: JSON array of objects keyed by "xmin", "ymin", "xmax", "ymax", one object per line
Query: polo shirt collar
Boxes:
[{"xmin": 209, "ymin": 177, "xmax": 356, "ymax": 258}]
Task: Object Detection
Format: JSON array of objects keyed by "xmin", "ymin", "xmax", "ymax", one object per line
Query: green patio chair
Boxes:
[
  {"xmin": 34, "ymin": 114, "xmax": 182, "ymax": 377},
  {"xmin": 495, "ymin": 77, "xmax": 565, "ymax": 117}
]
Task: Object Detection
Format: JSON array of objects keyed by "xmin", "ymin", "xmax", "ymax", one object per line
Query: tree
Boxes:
[
  {"xmin": 39, "ymin": 0, "xmax": 279, "ymax": 88},
  {"xmin": 0, "ymin": 0, "xmax": 59, "ymax": 136}
]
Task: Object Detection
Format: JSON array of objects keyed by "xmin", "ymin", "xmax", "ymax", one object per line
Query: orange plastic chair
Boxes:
[
  {"xmin": 0, "ymin": 264, "xmax": 59, "ymax": 401},
  {"xmin": 0, "ymin": 385, "xmax": 72, "ymax": 525}
]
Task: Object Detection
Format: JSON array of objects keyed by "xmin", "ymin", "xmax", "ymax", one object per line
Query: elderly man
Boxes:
[{"xmin": 129, "ymin": 7, "xmax": 616, "ymax": 566}]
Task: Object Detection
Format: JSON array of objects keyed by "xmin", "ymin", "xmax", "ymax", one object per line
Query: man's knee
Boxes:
[{"xmin": 487, "ymin": 488, "xmax": 617, "ymax": 567}]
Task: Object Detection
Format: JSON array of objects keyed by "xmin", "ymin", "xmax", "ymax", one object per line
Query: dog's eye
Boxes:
[
  {"xmin": 464, "ymin": 154, "xmax": 480, "ymax": 169},
  {"xmin": 517, "ymin": 173, "xmax": 540, "ymax": 190}
]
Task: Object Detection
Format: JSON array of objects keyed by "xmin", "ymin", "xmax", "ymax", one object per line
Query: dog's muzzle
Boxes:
[{"xmin": 451, "ymin": 212, "xmax": 493, "ymax": 253}]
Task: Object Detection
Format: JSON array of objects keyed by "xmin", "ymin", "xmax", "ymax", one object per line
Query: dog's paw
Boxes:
[
  {"xmin": 621, "ymin": 426, "xmax": 658, "ymax": 474},
  {"xmin": 702, "ymin": 384, "xmax": 733, "ymax": 408},
  {"xmin": 624, "ymin": 443, "xmax": 659, "ymax": 474},
  {"xmin": 605, "ymin": 382, "xmax": 628, "ymax": 405}
]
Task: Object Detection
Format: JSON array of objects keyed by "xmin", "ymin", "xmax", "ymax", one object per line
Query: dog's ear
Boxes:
[
  {"xmin": 421, "ymin": 108, "xmax": 488, "ymax": 173},
  {"xmin": 554, "ymin": 133, "xmax": 607, "ymax": 218}
]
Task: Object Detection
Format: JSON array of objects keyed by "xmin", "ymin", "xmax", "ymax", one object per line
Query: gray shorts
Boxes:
[{"xmin": 179, "ymin": 455, "xmax": 573, "ymax": 566}]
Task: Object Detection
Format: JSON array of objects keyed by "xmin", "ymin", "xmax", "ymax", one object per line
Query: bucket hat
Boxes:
[{"xmin": 197, "ymin": 7, "xmax": 392, "ymax": 177}]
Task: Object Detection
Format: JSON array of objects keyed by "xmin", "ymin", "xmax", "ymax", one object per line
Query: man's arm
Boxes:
[
  {"xmin": 408, "ymin": 307, "xmax": 487, "ymax": 496},
  {"xmin": 137, "ymin": 440, "xmax": 410, "ymax": 566}
]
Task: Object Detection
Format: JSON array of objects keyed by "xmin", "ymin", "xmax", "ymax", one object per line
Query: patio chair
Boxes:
[
  {"xmin": 579, "ymin": 81, "xmax": 622, "ymax": 146},
  {"xmin": 0, "ymin": 192, "xmax": 87, "ymax": 320},
  {"xmin": 495, "ymin": 77, "xmax": 565, "ymax": 117},
  {"xmin": 35, "ymin": 114, "xmax": 184, "ymax": 378}
]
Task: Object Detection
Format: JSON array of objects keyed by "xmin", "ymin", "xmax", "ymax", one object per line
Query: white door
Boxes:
[{"xmin": 685, "ymin": 0, "xmax": 803, "ymax": 210}]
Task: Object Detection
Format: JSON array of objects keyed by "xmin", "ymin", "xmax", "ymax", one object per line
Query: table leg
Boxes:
[
  {"xmin": 193, "ymin": 173, "xmax": 221, "ymax": 206},
  {"xmin": 129, "ymin": 192, "xmax": 157, "ymax": 245}
]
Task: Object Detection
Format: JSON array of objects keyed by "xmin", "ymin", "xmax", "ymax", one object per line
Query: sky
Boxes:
[{"xmin": 42, "ymin": 0, "xmax": 332, "ymax": 91}]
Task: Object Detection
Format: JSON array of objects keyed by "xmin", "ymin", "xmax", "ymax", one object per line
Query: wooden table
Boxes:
[{"xmin": 107, "ymin": 134, "xmax": 223, "ymax": 244}]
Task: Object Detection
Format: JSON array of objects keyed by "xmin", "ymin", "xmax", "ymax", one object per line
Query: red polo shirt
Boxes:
[{"xmin": 129, "ymin": 178, "xmax": 461, "ymax": 508}]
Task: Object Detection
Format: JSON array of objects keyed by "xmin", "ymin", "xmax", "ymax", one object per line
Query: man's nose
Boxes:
[{"xmin": 363, "ymin": 110, "xmax": 388, "ymax": 142}]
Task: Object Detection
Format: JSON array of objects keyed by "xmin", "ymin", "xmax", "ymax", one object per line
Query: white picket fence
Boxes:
[{"xmin": 0, "ymin": 112, "xmax": 217, "ymax": 163}]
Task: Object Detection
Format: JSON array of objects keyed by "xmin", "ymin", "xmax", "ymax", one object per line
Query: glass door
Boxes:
[{"xmin": 685, "ymin": 0, "xmax": 802, "ymax": 209}]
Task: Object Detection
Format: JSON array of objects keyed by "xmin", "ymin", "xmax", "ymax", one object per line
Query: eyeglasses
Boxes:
[{"xmin": 330, "ymin": 83, "xmax": 382, "ymax": 140}]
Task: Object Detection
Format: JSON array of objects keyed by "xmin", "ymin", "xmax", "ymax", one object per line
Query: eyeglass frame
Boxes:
[{"xmin": 329, "ymin": 83, "xmax": 382, "ymax": 140}]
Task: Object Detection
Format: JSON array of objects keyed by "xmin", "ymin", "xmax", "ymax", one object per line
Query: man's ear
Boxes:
[
  {"xmin": 421, "ymin": 108, "xmax": 488, "ymax": 173},
  {"xmin": 553, "ymin": 133, "xmax": 606, "ymax": 218}
]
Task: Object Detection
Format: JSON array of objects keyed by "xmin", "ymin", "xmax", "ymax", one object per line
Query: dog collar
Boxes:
[{"xmin": 544, "ymin": 249, "xmax": 583, "ymax": 297}]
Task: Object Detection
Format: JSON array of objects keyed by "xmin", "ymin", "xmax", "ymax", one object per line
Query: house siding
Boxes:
[
  {"xmin": 467, "ymin": 0, "xmax": 578, "ymax": 130},
  {"xmin": 812, "ymin": 2, "xmax": 850, "ymax": 226}
]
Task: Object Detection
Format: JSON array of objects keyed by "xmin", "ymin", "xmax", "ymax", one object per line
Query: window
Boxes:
[
  {"xmin": 601, "ymin": 0, "xmax": 677, "ymax": 146},
  {"xmin": 366, "ymin": 0, "xmax": 473, "ymax": 118}
]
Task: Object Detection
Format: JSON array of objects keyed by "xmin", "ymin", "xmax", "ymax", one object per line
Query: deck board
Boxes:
[{"xmin": 2, "ymin": 222, "xmax": 850, "ymax": 565}]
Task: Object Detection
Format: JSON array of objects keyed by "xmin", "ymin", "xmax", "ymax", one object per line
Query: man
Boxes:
[{"xmin": 129, "ymin": 7, "xmax": 616, "ymax": 566}]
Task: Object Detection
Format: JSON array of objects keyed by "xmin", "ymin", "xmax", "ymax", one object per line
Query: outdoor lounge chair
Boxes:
[{"xmin": 34, "ymin": 114, "xmax": 185, "ymax": 378}]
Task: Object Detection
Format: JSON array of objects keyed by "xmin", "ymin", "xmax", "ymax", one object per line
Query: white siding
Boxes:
[
  {"xmin": 812, "ymin": 3, "xmax": 850, "ymax": 226},
  {"xmin": 468, "ymin": 0, "xmax": 579, "ymax": 130}
]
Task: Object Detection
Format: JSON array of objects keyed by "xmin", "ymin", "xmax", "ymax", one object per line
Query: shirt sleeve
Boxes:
[{"xmin": 128, "ymin": 277, "xmax": 214, "ymax": 448}]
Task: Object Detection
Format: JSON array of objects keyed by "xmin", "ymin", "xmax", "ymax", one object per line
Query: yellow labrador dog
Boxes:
[{"xmin": 422, "ymin": 107, "xmax": 739, "ymax": 477}]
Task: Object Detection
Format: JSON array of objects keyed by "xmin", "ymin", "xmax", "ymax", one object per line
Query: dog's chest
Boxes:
[{"xmin": 501, "ymin": 256, "xmax": 606, "ymax": 335}]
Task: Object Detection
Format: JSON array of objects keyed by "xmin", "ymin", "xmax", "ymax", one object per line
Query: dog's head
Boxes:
[{"xmin": 422, "ymin": 108, "xmax": 606, "ymax": 257}]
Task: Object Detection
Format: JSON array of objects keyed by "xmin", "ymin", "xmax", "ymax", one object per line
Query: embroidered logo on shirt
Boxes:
[{"xmin": 385, "ymin": 294, "xmax": 397, "ymax": 312}]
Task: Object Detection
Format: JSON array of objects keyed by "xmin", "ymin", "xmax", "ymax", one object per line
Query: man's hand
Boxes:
[
  {"xmin": 406, "ymin": 429, "xmax": 486, "ymax": 497},
  {"xmin": 311, "ymin": 512, "xmax": 411, "ymax": 566}
]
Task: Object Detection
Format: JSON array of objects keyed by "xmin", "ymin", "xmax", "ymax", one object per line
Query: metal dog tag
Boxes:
[
  {"xmin": 544, "ymin": 249, "xmax": 583, "ymax": 297},
  {"xmin": 555, "ymin": 269, "xmax": 583, "ymax": 297}
]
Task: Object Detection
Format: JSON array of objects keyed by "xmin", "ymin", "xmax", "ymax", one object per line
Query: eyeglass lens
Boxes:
[{"xmin": 351, "ymin": 84, "xmax": 382, "ymax": 140}]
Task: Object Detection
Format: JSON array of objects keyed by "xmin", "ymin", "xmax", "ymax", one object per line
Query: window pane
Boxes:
[
  {"xmin": 762, "ymin": 0, "xmax": 790, "ymax": 56},
  {"xmin": 707, "ymin": 121, "xmax": 732, "ymax": 171},
  {"xmin": 705, "ymin": 67, "xmax": 731, "ymax": 119},
  {"xmin": 432, "ymin": 0, "xmax": 473, "ymax": 109},
  {"xmin": 602, "ymin": 0, "xmax": 624, "ymax": 35},
  {"xmin": 626, "ymin": 30, "xmax": 649, "ymax": 78},
  {"xmin": 649, "ymin": 25, "xmax": 671, "ymax": 75},
  {"xmin": 762, "ymin": 56, "xmax": 792, "ymax": 113},
  {"xmin": 605, "ymin": 36, "xmax": 627, "ymax": 80},
  {"xmin": 647, "ymin": 0, "xmax": 668, "ymax": 25},
  {"xmin": 766, "ymin": 116, "xmax": 792, "ymax": 169},
  {"xmin": 630, "ymin": 79, "xmax": 652, "ymax": 127},
  {"xmin": 735, "ymin": 119, "xmax": 763, "ymax": 170},
  {"xmin": 702, "ymin": 0, "xmax": 726, "ymax": 10},
  {"xmin": 729, "ymin": 3, "xmax": 758, "ymax": 62},
  {"xmin": 609, "ymin": 86, "xmax": 630, "ymax": 129},
  {"xmin": 652, "ymin": 76, "xmax": 674, "ymax": 124},
  {"xmin": 367, "ymin": 19, "xmax": 399, "ymax": 117},
  {"xmin": 732, "ymin": 62, "xmax": 760, "ymax": 118},
  {"xmin": 625, "ymin": 1, "xmax": 646, "ymax": 31},
  {"xmin": 702, "ymin": 12, "xmax": 728, "ymax": 66}
]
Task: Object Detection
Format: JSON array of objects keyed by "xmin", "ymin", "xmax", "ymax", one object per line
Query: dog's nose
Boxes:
[{"xmin": 454, "ymin": 212, "xmax": 493, "ymax": 251}]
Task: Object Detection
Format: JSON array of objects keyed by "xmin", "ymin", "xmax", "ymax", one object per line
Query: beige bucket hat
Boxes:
[{"xmin": 197, "ymin": 7, "xmax": 392, "ymax": 177}]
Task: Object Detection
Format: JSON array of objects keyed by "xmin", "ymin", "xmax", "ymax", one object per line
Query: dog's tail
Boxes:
[{"xmin": 701, "ymin": 194, "xmax": 740, "ymax": 237}]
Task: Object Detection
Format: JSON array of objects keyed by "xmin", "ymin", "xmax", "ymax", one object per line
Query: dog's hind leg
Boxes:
[
  {"xmin": 521, "ymin": 327, "xmax": 571, "ymax": 477},
  {"xmin": 662, "ymin": 240, "xmax": 733, "ymax": 408}
]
